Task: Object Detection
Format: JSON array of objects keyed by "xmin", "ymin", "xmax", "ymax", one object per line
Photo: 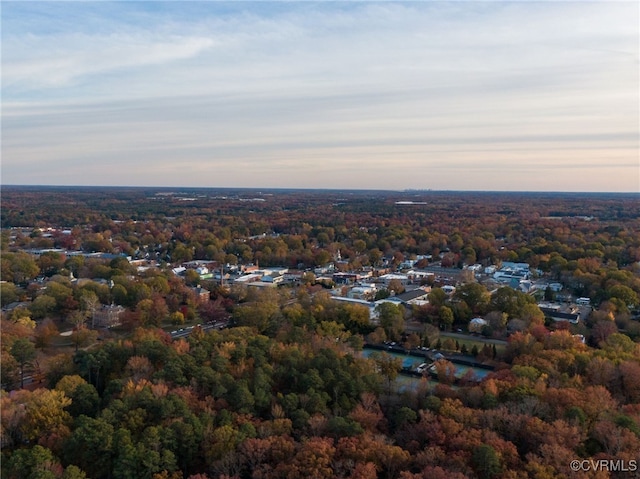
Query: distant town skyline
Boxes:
[{"xmin": 2, "ymin": 1, "xmax": 638, "ymax": 192}]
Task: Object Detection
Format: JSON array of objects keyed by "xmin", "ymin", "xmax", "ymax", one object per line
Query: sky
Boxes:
[{"xmin": 2, "ymin": 1, "xmax": 639, "ymax": 192}]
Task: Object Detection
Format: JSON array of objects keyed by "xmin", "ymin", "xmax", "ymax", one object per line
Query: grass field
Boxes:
[{"xmin": 437, "ymin": 332, "xmax": 506, "ymax": 355}]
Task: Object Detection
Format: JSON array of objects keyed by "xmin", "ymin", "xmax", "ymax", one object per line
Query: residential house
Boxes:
[
  {"xmin": 94, "ymin": 304, "xmax": 126, "ymax": 328},
  {"xmin": 333, "ymin": 272, "xmax": 363, "ymax": 285},
  {"xmin": 191, "ymin": 286, "xmax": 210, "ymax": 304},
  {"xmin": 469, "ymin": 317, "xmax": 488, "ymax": 333},
  {"xmin": 538, "ymin": 304, "xmax": 580, "ymax": 324}
]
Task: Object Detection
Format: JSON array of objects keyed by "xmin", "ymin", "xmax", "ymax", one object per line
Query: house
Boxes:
[
  {"xmin": 94, "ymin": 305, "xmax": 125, "ymax": 328},
  {"xmin": 283, "ymin": 270, "xmax": 305, "ymax": 283},
  {"xmin": 539, "ymin": 305, "xmax": 579, "ymax": 324},
  {"xmin": 501, "ymin": 262, "xmax": 530, "ymax": 272},
  {"xmin": 518, "ymin": 280, "xmax": 535, "ymax": 294},
  {"xmin": 416, "ymin": 363, "xmax": 429, "ymax": 373},
  {"xmin": 241, "ymin": 264, "xmax": 260, "ymax": 274},
  {"xmin": 394, "ymin": 287, "xmax": 431, "ymax": 305},
  {"xmin": 2, "ymin": 301, "xmax": 31, "ymax": 314},
  {"xmin": 398, "ymin": 259, "xmax": 416, "ymax": 270},
  {"xmin": 213, "ymin": 271, "xmax": 231, "ymax": 285},
  {"xmin": 191, "ymin": 286, "xmax": 210, "ymax": 303},
  {"xmin": 494, "ymin": 270, "xmax": 528, "ymax": 283},
  {"xmin": 314, "ymin": 264, "xmax": 335, "ymax": 275},
  {"xmin": 469, "ymin": 317, "xmax": 488, "ymax": 333},
  {"xmin": 261, "ymin": 267, "xmax": 289, "ymax": 277},
  {"xmin": 493, "ymin": 262, "xmax": 530, "ymax": 283},
  {"xmin": 172, "ymin": 266, "xmax": 186, "ymax": 276},
  {"xmin": 441, "ymin": 285, "xmax": 456, "ymax": 296},
  {"xmin": 333, "ymin": 272, "xmax": 363, "ymax": 284},
  {"xmin": 549, "ymin": 283, "xmax": 563, "ymax": 292},
  {"xmin": 315, "ymin": 276, "xmax": 335, "ymax": 286}
]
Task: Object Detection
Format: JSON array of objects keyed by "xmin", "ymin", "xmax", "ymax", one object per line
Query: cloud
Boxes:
[
  {"xmin": 3, "ymin": 33, "xmax": 215, "ymax": 90},
  {"xmin": 1, "ymin": 1, "xmax": 638, "ymax": 191}
]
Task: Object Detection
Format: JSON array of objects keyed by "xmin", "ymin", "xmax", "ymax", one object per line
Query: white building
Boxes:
[
  {"xmin": 378, "ymin": 273, "xmax": 409, "ymax": 285},
  {"xmin": 347, "ymin": 284, "xmax": 377, "ymax": 300}
]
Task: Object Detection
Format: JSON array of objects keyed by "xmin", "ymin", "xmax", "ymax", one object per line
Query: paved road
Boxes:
[
  {"xmin": 440, "ymin": 331, "xmax": 507, "ymax": 345},
  {"xmin": 170, "ymin": 321, "xmax": 227, "ymax": 339}
]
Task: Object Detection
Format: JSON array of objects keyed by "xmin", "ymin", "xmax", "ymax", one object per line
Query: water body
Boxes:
[{"xmin": 360, "ymin": 348, "xmax": 491, "ymax": 381}]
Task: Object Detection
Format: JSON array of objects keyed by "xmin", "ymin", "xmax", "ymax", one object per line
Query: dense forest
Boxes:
[{"xmin": 1, "ymin": 187, "xmax": 640, "ymax": 479}]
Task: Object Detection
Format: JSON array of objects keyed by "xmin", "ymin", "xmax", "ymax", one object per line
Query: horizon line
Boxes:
[{"xmin": 2, "ymin": 184, "xmax": 639, "ymax": 195}]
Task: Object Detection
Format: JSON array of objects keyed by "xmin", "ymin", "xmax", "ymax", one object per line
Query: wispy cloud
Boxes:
[{"xmin": 4, "ymin": 33, "xmax": 215, "ymax": 91}]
